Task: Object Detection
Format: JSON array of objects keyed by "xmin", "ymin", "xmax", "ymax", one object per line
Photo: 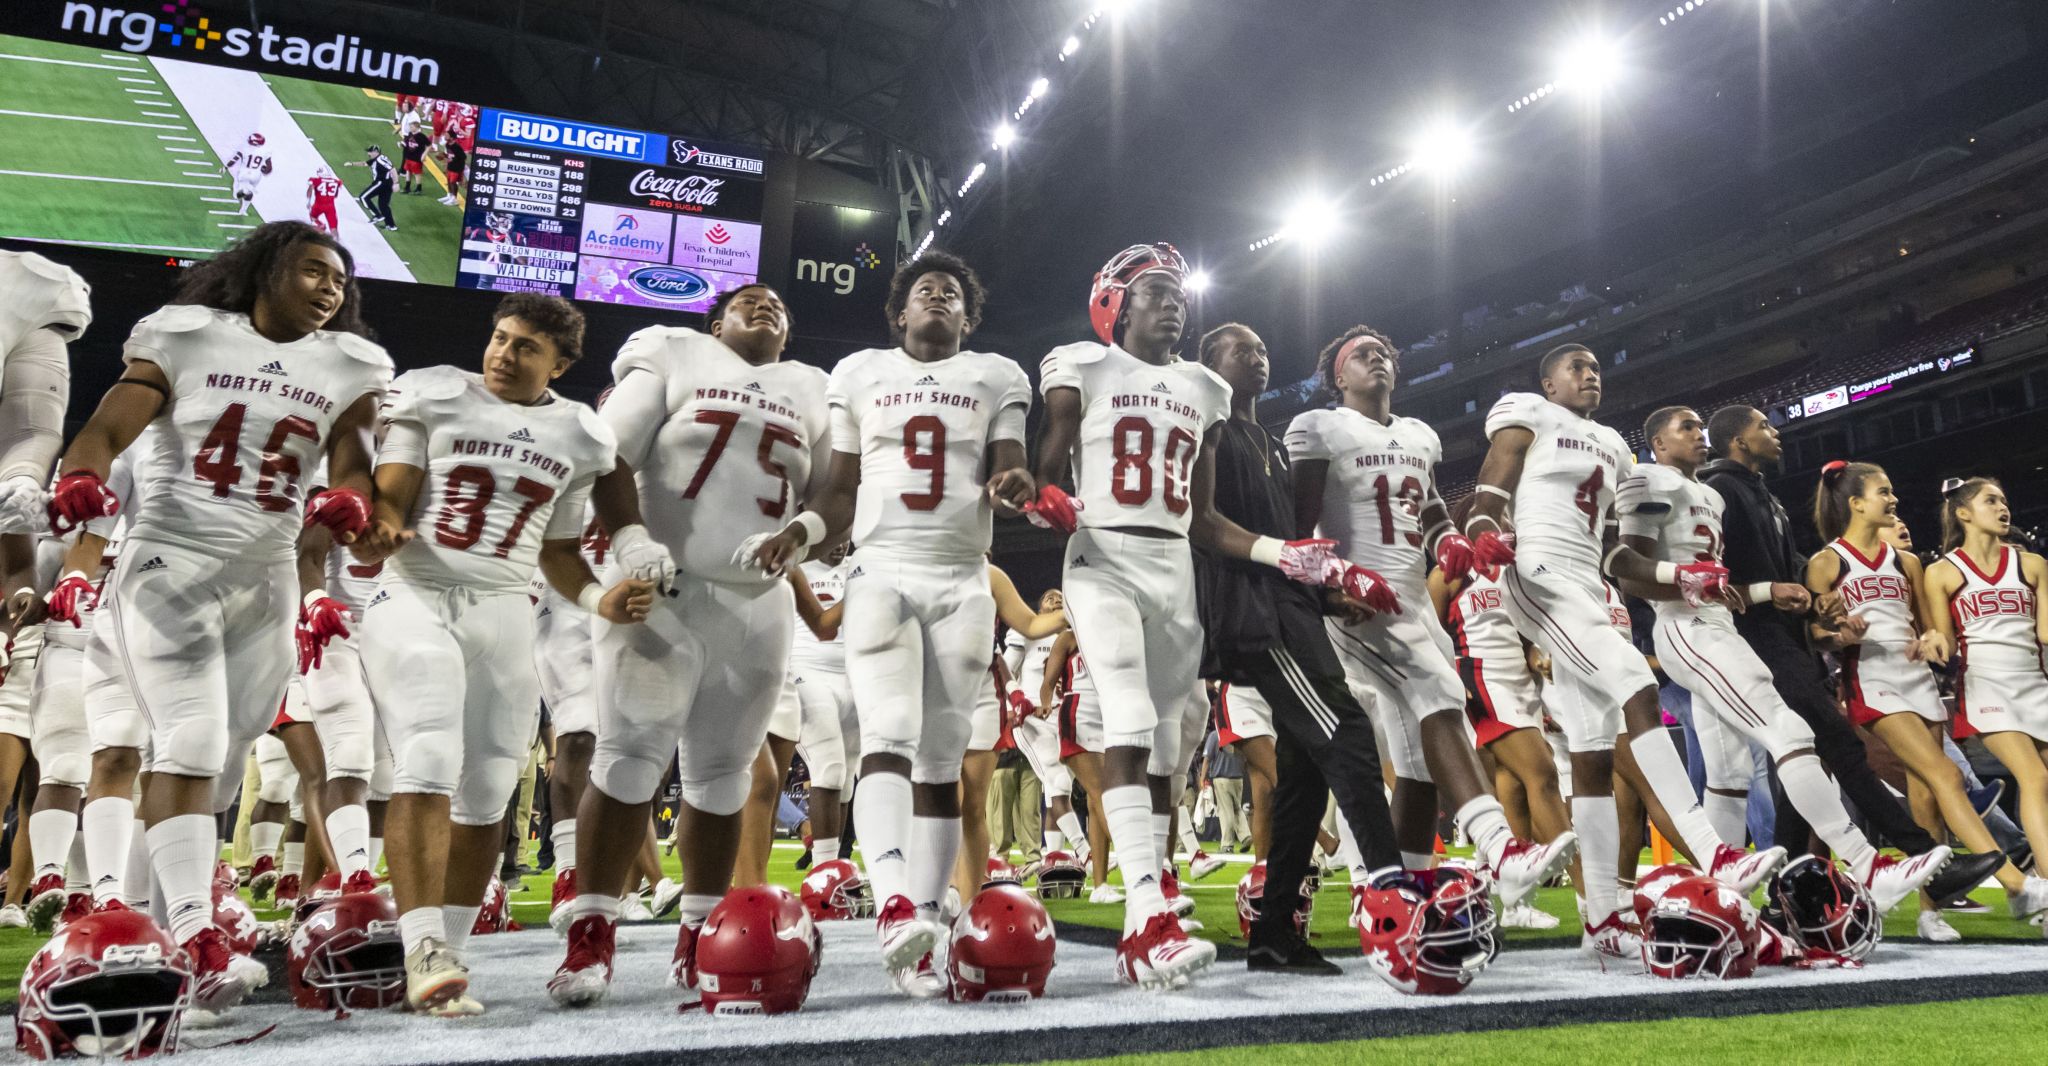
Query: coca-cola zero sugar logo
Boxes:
[{"xmin": 627, "ymin": 168, "xmax": 726, "ymax": 209}]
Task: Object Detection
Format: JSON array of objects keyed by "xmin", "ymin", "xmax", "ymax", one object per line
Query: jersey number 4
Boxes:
[
  {"xmin": 682, "ymin": 409, "xmax": 800, "ymax": 517},
  {"xmin": 1110, "ymin": 416, "xmax": 1195, "ymax": 515},
  {"xmin": 192, "ymin": 402, "xmax": 319, "ymax": 512},
  {"xmin": 435, "ymin": 465, "xmax": 555, "ymax": 558}
]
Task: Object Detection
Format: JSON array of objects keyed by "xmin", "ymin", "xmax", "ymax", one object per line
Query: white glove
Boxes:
[
  {"xmin": 0, "ymin": 474, "xmax": 50, "ymax": 536},
  {"xmin": 731, "ymin": 531, "xmax": 788, "ymax": 578},
  {"xmin": 608, "ymin": 523, "xmax": 676, "ymax": 595}
]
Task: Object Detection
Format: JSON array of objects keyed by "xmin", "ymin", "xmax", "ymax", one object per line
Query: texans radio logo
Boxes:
[
  {"xmin": 1939, "ymin": 356, "xmax": 1951, "ymax": 371},
  {"xmin": 705, "ymin": 223, "xmax": 730, "ymax": 245}
]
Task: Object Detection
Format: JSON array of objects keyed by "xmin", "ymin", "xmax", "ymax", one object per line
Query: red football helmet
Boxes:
[
  {"xmin": 1088, "ymin": 242, "xmax": 1190, "ymax": 345},
  {"xmin": 1631, "ymin": 863, "xmax": 1703, "ymax": 926},
  {"xmin": 1765, "ymin": 855, "xmax": 1879, "ymax": 963},
  {"xmin": 1036, "ymin": 850, "xmax": 1087, "ymax": 901},
  {"xmin": 1355, "ymin": 867, "xmax": 1498, "ymax": 996},
  {"xmin": 246, "ymin": 132, "xmax": 265, "ymax": 147},
  {"xmin": 212, "ymin": 891, "xmax": 262, "ymax": 957},
  {"xmin": 694, "ymin": 885, "xmax": 820, "ymax": 1015},
  {"xmin": 294, "ymin": 872, "xmax": 345, "ymax": 926},
  {"xmin": 472, "ymin": 877, "xmax": 510, "ymax": 935},
  {"xmin": 799, "ymin": 859, "xmax": 874, "ymax": 921},
  {"xmin": 986, "ymin": 856, "xmax": 1019, "ymax": 885},
  {"xmin": 948, "ymin": 883, "xmax": 1055, "ymax": 1003},
  {"xmin": 287, "ymin": 893, "xmax": 405, "ymax": 1011},
  {"xmin": 1641, "ymin": 874, "xmax": 1761, "ymax": 980},
  {"xmin": 211, "ymin": 861, "xmax": 239, "ymax": 899},
  {"xmin": 16, "ymin": 910, "xmax": 190, "ymax": 1060},
  {"xmin": 1234, "ymin": 861, "xmax": 1314, "ymax": 937}
]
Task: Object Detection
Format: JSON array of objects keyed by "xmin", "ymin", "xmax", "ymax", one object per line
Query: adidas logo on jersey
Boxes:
[
  {"xmin": 877, "ymin": 848, "xmax": 904, "ymax": 862},
  {"xmin": 368, "ymin": 590, "xmax": 390, "ymax": 608},
  {"xmin": 1532, "ymin": 564, "xmax": 1548, "ymax": 576},
  {"xmin": 1071, "ymin": 555, "xmax": 1089, "ymax": 567},
  {"xmin": 1150, "ymin": 382, "xmax": 1173, "ymax": 394},
  {"xmin": 1387, "ymin": 440, "xmax": 1403, "ymax": 449},
  {"xmin": 257, "ymin": 360, "xmax": 287, "ymax": 376},
  {"xmin": 745, "ymin": 381, "xmax": 764, "ymax": 392},
  {"xmin": 847, "ymin": 566, "xmax": 864, "ymax": 579},
  {"xmin": 915, "ymin": 375, "xmax": 939, "ymax": 386},
  {"xmin": 509, "ymin": 427, "xmax": 536, "ymax": 443},
  {"xmin": 137, "ymin": 556, "xmax": 166, "ymax": 573}
]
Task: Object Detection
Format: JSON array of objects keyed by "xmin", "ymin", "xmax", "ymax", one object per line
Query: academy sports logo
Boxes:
[
  {"xmin": 1151, "ymin": 382, "xmax": 1172, "ymax": 394},
  {"xmin": 508, "ymin": 427, "xmax": 536, "ymax": 443},
  {"xmin": 614, "ymin": 216, "xmax": 638, "ymax": 231},
  {"xmin": 137, "ymin": 556, "xmax": 166, "ymax": 572},
  {"xmin": 915, "ymin": 375, "xmax": 938, "ymax": 387},
  {"xmin": 367, "ymin": 590, "xmax": 390, "ymax": 608},
  {"xmin": 257, "ymin": 360, "xmax": 287, "ymax": 376},
  {"xmin": 745, "ymin": 381, "xmax": 763, "ymax": 392}
]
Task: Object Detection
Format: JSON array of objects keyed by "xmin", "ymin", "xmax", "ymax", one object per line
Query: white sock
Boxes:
[
  {"xmin": 281, "ymin": 841, "xmax": 305, "ymax": 878},
  {"xmin": 1625, "ymin": 732, "xmax": 1726, "ymax": 859},
  {"xmin": 81, "ymin": 798, "xmax": 132, "ymax": 905},
  {"xmin": 1056, "ymin": 812, "xmax": 1086, "ymax": 851},
  {"xmin": 123, "ymin": 816, "xmax": 150, "ymax": 909},
  {"xmin": 813, "ymin": 837, "xmax": 840, "ymax": 865},
  {"xmin": 678, "ymin": 893, "xmax": 719, "ymax": 928},
  {"xmin": 27, "ymin": 809, "xmax": 77, "ymax": 880},
  {"xmin": 1704, "ymin": 792, "xmax": 1748, "ymax": 848},
  {"xmin": 1777, "ymin": 754, "xmax": 1877, "ymax": 870},
  {"xmin": 326, "ymin": 805, "xmax": 372, "ymax": 877},
  {"xmin": 442, "ymin": 905, "xmax": 480, "ymax": 956},
  {"xmin": 1572, "ymin": 795, "xmax": 1621, "ymax": 925},
  {"xmin": 368, "ymin": 836, "xmax": 385, "ymax": 873},
  {"xmin": 65, "ymin": 835, "xmax": 90, "ymax": 894},
  {"xmin": 146, "ymin": 815, "xmax": 217, "ymax": 944},
  {"xmin": 908, "ymin": 815, "xmax": 961, "ymax": 915},
  {"xmin": 551, "ymin": 819, "xmax": 577, "ymax": 875},
  {"xmin": 251, "ymin": 821, "xmax": 283, "ymax": 862},
  {"xmin": 1178, "ymin": 806, "xmax": 1200, "ymax": 858},
  {"xmin": 1454, "ymin": 796, "xmax": 1515, "ymax": 871},
  {"xmin": 1045, "ymin": 829, "xmax": 1066, "ymax": 854},
  {"xmin": 1102, "ymin": 785, "xmax": 1163, "ymax": 929},
  {"xmin": 1151, "ymin": 812, "xmax": 1172, "ymax": 869},
  {"xmin": 1400, "ymin": 850, "xmax": 1434, "ymax": 871},
  {"xmin": 569, "ymin": 893, "xmax": 620, "ymax": 923},
  {"xmin": 1332, "ymin": 809, "xmax": 1367, "ymax": 881},
  {"xmin": 398, "ymin": 907, "xmax": 445, "ymax": 954},
  {"xmin": 853, "ymin": 773, "xmax": 913, "ymax": 905}
]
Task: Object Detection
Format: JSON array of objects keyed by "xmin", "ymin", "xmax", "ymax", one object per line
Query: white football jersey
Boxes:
[
  {"xmin": 1615, "ymin": 462, "xmax": 1727, "ymax": 620},
  {"xmin": 0, "ymin": 250, "xmax": 91, "ymax": 355},
  {"xmin": 603, "ymin": 326, "xmax": 830, "ymax": 586},
  {"xmin": 1040, "ymin": 342, "xmax": 1230, "ymax": 536},
  {"xmin": 1448, "ymin": 568, "xmax": 1522, "ymax": 665},
  {"xmin": 1287, "ymin": 406, "xmax": 1443, "ymax": 584},
  {"xmin": 1828, "ymin": 539, "xmax": 1915, "ymax": 655},
  {"xmin": 378, "ymin": 366, "xmax": 615, "ymax": 594},
  {"xmin": 122, "ymin": 306, "xmax": 391, "ymax": 562},
  {"xmin": 1947, "ymin": 546, "xmax": 2040, "ymax": 670},
  {"xmin": 1485, "ymin": 393, "xmax": 1632, "ymax": 579},
  {"xmin": 829, "ymin": 347, "xmax": 1030, "ymax": 562},
  {"xmin": 789, "ymin": 559, "xmax": 847, "ymax": 672},
  {"xmin": 1005, "ymin": 630, "xmax": 1057, "ymax": 704},
  {"xmin": 80, "ymin": 425, "xmax": 156, "ymax": 576}
]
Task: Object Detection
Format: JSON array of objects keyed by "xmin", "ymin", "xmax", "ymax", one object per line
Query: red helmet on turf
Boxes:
[
  {"xmin": 212, "ymin": 891, "xmax": 263, "ymax": 957},
  {"xmin": 985, "ymin": 857, "xmax": 1019, "ymax": 885},
  {"xmin": 212, "ymin": 861, "xmax": 239, "ymax": 899},
  {"xmin": 799, "ymin": 859, "xmax": 874, "ymax": 921},
  {"xmin": 1356, "ymin": 867, "xmax": 1498, "ymax": 996},
  {"xmin": 472, "ymin": 877, "xmax": 510, "ymax": 935},
  {"xmin": 16, "ymin": 911, "xmax": 190, "ymax": 1060},
  {"xmin": 1036, "ymin": 850, "xmax": 1087, "ymax": 901},
  {"xmin": 1631, "ymin": 863, "xmax": 1703, "ymax": 926},
  {"xmin": 695, "ymin": 886, "xmax": 820, "ymax": 1015},
  {"xmin": 287, "ymin": 893, "xmax": 405, "ymax": 1011},
  {"xmin": 1765, "ymin": 856, "xmax": 1879, "ymax": 963},
  {"xmin": 948, "ymin": 883, "xmax": 1055, "ymax": 1003},
  {"xmin": 1088, "ymin": 243, "xmax": 1189, "ymax": 346},
  {"xmin": 294, "ymin": 872, "xmax": 345, "ymax": 926},
  {"xmin": 1234, "ymin": 861, "xmax": 1314, "ymax": 937},
  {"xmin": 1641, "ymin": 874, "xmax": 1761, "ymax": 980}
]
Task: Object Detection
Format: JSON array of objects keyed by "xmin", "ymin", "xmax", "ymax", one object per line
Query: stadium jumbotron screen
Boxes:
[{"xmin": 0, "ymin": 32, "xmax": 770, "ymax": 313}]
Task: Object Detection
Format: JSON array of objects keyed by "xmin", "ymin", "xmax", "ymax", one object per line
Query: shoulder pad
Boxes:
[
  {"xmin": 1484, "ymin": 392, "xmax": 1550, "ymax": 437},
  {"xmin": 571, "ymin": 400, "xmax": 617, "ymax": 457},
  {"xmin": 136, "ymin": 304, "xmax": 218, "ymax": 335},
  {"xmin": 16, "ymin": 251, "xmax": 83, "ymax": 287},
  {"xmin": 333, "ymin": 331, "xmax": 393, "ymax": 368},
  {"xmin": 391, "ymin": 365, "xmax": 471, "ymax": 402},
  {"xmin": 1043, "ymin": 341, "xmax": 1108, "ymax": 367},
  {"xmin": 615, "ymin": 325, "xmax": 704, "ymax": 378}
]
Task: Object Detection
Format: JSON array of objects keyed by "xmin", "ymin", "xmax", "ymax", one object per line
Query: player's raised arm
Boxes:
[{"xmin": 989, "ymin": 564, "xmax": 1064, "ymax": 639}]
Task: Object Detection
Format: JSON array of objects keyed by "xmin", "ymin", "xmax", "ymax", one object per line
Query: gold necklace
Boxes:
[{"xmin": 1233, "ymin": 418, "xmax": 1271, "ymax": 475}]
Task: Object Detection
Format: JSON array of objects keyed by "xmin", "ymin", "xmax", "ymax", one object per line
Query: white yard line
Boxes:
[
  {"xmin": 157, "ymin": 134, "xmax": 196, "ymax": 142},
  {"xmin": 217, "ymin": 222, "xmax": 257, "ymax": 230},
  {"xmin": 0, "ymin": 53, "xmax": 140, "ymax": 72},
  {"xmin": 286, "ymin": 108, "xmax": 392, "ymax": 122},
  {"xmin": 16, "ymin": 237, "xmax": 214, "ymax": 253},
  {"xmin": 0, "ymin": 169, "xmax": 229, "ymax": 190},
  {"xmin": 165, "ymin": 147, "xmax": 204, "ymax": 154},
  {"xmin": 0, "ymin": 108, "xmax": 185, "ymax": 129},
  {"xmin": 117, "ymin": 75, "xmax": 155, "ymax": 84},
  {"xmin": 98, "ymin": 53, "xmax": 143, "ymax": 63},
  {"xmin": 123, "ymin": 87, "xmax": 165, "ymax": 96}
]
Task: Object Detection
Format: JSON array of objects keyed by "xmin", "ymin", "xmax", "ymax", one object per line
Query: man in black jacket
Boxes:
[{"xmin": 1700, "ymin": 406, "xmax": 2002, "ymax": 900}]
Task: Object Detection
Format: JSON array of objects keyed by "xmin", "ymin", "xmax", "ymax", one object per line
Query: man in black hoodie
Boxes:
[{"xmin": 1700, "ymin": 406, "xmax": 2002, "ymax": 900}]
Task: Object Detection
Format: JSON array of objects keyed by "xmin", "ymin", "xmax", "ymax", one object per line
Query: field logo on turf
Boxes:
[{"xmin": 58, "ymin": 1, "xmax": 445, "ymax": 85}]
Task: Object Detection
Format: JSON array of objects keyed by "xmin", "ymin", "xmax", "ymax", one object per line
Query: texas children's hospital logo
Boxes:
[{"xmin": 56, "ymin": 1, "xmax": 445, "ymax": 85}]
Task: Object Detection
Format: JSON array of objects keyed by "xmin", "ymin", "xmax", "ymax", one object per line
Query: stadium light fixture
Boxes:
[
  {"xmin": 992, "ymin": 123, "xmax": 1017, "ymax": 150},
  {"xmin": 1279, "ymin": 195, "xmax": 1340, "ymax": 249},
  {"xmin": 1410, "ymin": 119, "xmax": 1475, "ymax": 176},
  {"xmin": 1556, "ymin": 35, "xmax": 1622, "ymax": 94},
  {"xmin": 1061, "ymin": 35, "xmax": 1081, "ymax": 59},
  {"xmin": 1185, "ymin": 269, "xmax": 1213, "ymax": 296}
]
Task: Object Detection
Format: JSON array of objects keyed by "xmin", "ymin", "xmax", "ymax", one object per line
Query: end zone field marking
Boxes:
[
  {"xmin": 97, "ymin": 53, "xmax": 142, "ymax": 62},
  {"xmin": 117, "ymin": 76, "xmax": 155, "ymax": 84},
  {"xmin": 287, "ymin": 109, "xmax": 391, "ymax": 122},
  {"xmin": 201, "ymin": 197, "xmax": 238, "ymax": 203},
  {"xmin": 0, "ymin": 109, "xmax": 186, "ymax": 129},
  {"xmin": 123, "ymin": 88, "xmax": 165, "ymax": 95},
  {"xmin": 0, "ymin": 169, "xmax": 229, "ymax": 190},
  {"xmin": 217, "ymin": 222, "xmax": 256, "ymax": 230},
  {"xmin": 157, "ymin": 135, "xmax": 196, "ymax": 142},
  {"xmin": 0, "ymin": 53, "xmax": 140, "ymax": 72}
]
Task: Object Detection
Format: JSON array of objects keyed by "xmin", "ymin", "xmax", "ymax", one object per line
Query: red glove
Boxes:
[
  {"xmin": 1674, "ymin": 561, "xmax": 1731, "ymax": 608},
  {"xmin": 1434, "ymin": 532, "xmax": 1475, "ymax": 581},
  {"xmin": 1274, "ymin": 538, "xmax": 1339, "ymax": 584},
  {"xmin": 44, "ymin": 571, "xmax": 97, "ymax": 628},
  {"xmin": 304, "ymin": 488, "xmax": 371, "ymax": 540},
  {"xmin": 297, "ymin": 594, "xmax": 353, "ymax": 674},
  {"xmin": 1022, "ymin": 484, "xmax": 1083, "ymax": 534},
  {"xmin": 47, "ymin": 471, "xmax": 119, "ymax": 535},
  {"xmin": 1006, "ymin": 688, "xmax": 1035, "ymax": 723},
  {"xmin": 1471, "ymin": 529, "xmax": 1516, "ymax": 569},
  {"xmin": 1326, "ymin": 559, "xmax": 1402, "ymax": 615}
]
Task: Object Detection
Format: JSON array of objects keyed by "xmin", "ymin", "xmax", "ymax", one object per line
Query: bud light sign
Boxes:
[{"xmin": 480, "ymin": 109, "xmax": 662, "ymax": 163}]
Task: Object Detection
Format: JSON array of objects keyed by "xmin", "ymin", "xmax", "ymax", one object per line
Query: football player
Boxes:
[
  {"xmin": 1003, "ymin": 589, "xmax": 1088, "ymax": 861},
  {"xmin": 550, "ymin": 283, "xmax": 829, "ymax": 1009},
  {"xmin": 1022, "ymin": 243, "xmax": 1351, "ymax": 989},
  {"xmin": 348, "ymin": 293, "xmax": 639, "ymax": 1016},
  {"xmin": 1618, "ymin": 407, "xmax": 1951, "ymax": 918},
  {"xmin": 224, "ymin": 133, "xmax": 274, "ymax": 217},
  {"xmin": 1289, "ymin": 325, "xmax": 1577, "ymax": 912},
  {"xmin": 744, "ymin": 252, "xmax": 1039, "ymax": 997},
  {"xmin": 48, "ymin": 221, "xmax": 392, "ymax": 1013},
  {"xmin": 789, "ymin": 546, "xmax": 854, "ymax": 871},
  {"xmin": 0, "ymin": 249, "xmax": 90, "ymax": 536}
]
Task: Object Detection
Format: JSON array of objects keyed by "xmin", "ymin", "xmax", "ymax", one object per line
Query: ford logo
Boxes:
[{"xmin": 627, "ymin": 266, "xmax": 713, "ymax": 303}]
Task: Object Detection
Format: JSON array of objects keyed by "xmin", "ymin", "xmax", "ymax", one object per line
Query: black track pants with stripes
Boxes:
[{"xmin": 1226, "ymin": 645, "xmax": 1401, "ymax": 939}]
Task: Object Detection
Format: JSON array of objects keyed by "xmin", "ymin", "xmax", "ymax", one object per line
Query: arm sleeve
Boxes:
[
  {"xmin": 991, "ymin": 403, "xmax": 1028, "ymax": 445},
  {"xmin": 1283, "ymin": 411, "xmax": 1332, "ymax": 461},
  {"xmin": 1483, "ymin": 393, "xmax": 1546, "ymax": 441},
  {"xmin": 1002, "ymin": 632, "xmax": 1026, "ymax": 677},
  {"xmin": 827, "ymin": 365, "xmax": 863, "ymax": 454},
  {"xmin": 1038, "ymin": 345, "xmax": 1082, "ymax": 394},
  {"xmin": 544, "ymin": 473, "xmax": 596, "ymax": 539},
  {"xmin": 0, "ymin": 327, "xmax": 68, "ymax": 482},
  {"xmin": 991, "ymin": 362, "xmax": 1032, "ymax": 443},
  {"xmin": 598, "ymin": 368, "xmax": 667, "ymax": 470},
  {"xmin": 1615, "ymin": 466, "xmax": 1671, "ymax": 539},
  {"xmin": 375, "ymin": 419, "xmax": 429, "ymax": 469}
]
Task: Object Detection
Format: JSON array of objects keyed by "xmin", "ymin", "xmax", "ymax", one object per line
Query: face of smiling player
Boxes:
[
  {"xmin": 483, "ymin": 315, "xmax": 570, "ymax": 405},
  {"xmin": 253, "ymin": 240, "xmax": 348, "ymax": 342},
  {"xmin": 710, "ymin": 284, "xmax": 791, "ymax": 365}
]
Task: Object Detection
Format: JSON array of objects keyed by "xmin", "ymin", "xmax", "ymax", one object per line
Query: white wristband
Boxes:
[
  {"xmin": 1747, "ymin": 582, "xmax": 1774, "ymax": 605},
  {"xmin": 1654, "ymin": 561, "xmax": 1676, "ymax": 584},
  {"xmin": 60, "ymin": 569, "xmax": 88, "ymax": 584},
  {"xmin": 304, "ymin": 588, "xmax": 330, "ymax": 609},
  {"xmin": 577, "ymin": 582, "xmax": 606, "ymax": 614},
  {"xmin": 789, "ymin": 510, "xmax": 828, "ymax": 547},
  {"xmin": 1249, "ymin": 536, "xmax": 1284, "ymax": 568}
]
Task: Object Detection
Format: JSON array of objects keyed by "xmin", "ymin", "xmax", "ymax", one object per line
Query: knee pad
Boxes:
[
  {"xmin": 42, "ymin": 754, "xmax": 89, "ymax": 791},
  {"xmin": 257, "ymin": 776, "xmax": 294, "ymax": 805},
  {"xmin": 590, "ymin": 750, "xmax": 661, "ymax": 806},
  {"xmin": 451, "ymin": 757, "xmax": 520, "ymax": 827},
  {"xmin": 155, "ymin": 717, "xmax": 228, "ymax": 778},
  {"xmin": 678, "ymin": 770, "xmax": 752, "ymax": 818},
  {"xmin": 392, "ymin": 731, "xmax": 460, "ymax": 797},
  {"xmin": 288, "ymin": 792, "xmax": 305, "ymax": 824},
  {"xmin": 908, "ymin": 756, "xmax": 961, "ymax": 787},
  {"xmin": 805, "ymin": 749, "xmax": 848, "ymax": 792},
  {"xmin": 1046, "ymin": 767, "xmax": 1073, "ymax": 800},
  {"xmin": 89, "ymin": 710, "xmax": 149, "ymax": 755}
]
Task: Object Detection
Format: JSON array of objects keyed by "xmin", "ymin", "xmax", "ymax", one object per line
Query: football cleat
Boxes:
[
  {"xmin": 670, "ymin": 922, "xmax": 699, "ymax": 990},
  {"xmin": 875, "ymin": 894, "xmax": 940, "ymax": 973},
  {"xmin": 651, "ymin": 878, "xmax": 684, "ymax": 919},
  {"xmin": 56, "ymin": 892, "xmax": 93, "ymax": 933},
  {"xmin": 548, "ymin": 868, "xmax": 576, "ymax": 935},
  {"xmin": 1188, "ymin": 850, "xmax": 1225, "ymax": 881},
  {"xmin": 182, "ymin": 926, "xmax": 269, "ymax": 1013},
  {"xmin": 1159, "ymin": 867, "xmax": 1196, "ymax": 919},
  {"xmin": 1864, "ymin": 846, "xmax": 1951, "ymax": 914},
  {"xmin": 1488, "ymin": 833, "xmax": 1577, "ymax": 908},
  {"xmin": 1500, "ymin": 900, "xmax": 1561, "ymax": 929},
  {"xmin": 274, "ymin": 872, "xmax": 302, "ymax": 910},
  {"xmin": 547, "ymin": 917, "xmax": 614, "ymax": 1008},
  {"xmin": 427, "ymin": 990, "xmax": 485, "ymax": 1017},
  {"xmin": 1581, "ymin": 913, "xmax": 1643, "ymax": 965},
  {"xmin": 1708, "ymin": 844, "xmax": 1788, "ymax": 895},
  {"xmin": 2008, "ymin": 875, "xmax": 2048, "ymax": 920},
  {"xmin": 619, "ymin": 894, "xmax": 654, "ymax": 922},
  {"xmin": 25, "ymin": 872, "xmax": 67, "ymax": 934},
  {"xmin": 249, "ymin": 854, "xmax": 279, "ymax": 900},
  {"xmin": 0, "ymin": 904, "xmax": 28, "ymax": 928},
  {"xmin": 1088, "ymin": 883, "xmax": 1124, "ymax": 904},
  {"xmin": 889, "ymin": 952, "xmax": 945, "ymax": 1000},
  {"xmin": 1115, "ymin": 910, "xmax": 1217, "ymax": 990},
  {"xmin": 1917, "ymin": 910, "xmax": 1963, "ymax": 943}
]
